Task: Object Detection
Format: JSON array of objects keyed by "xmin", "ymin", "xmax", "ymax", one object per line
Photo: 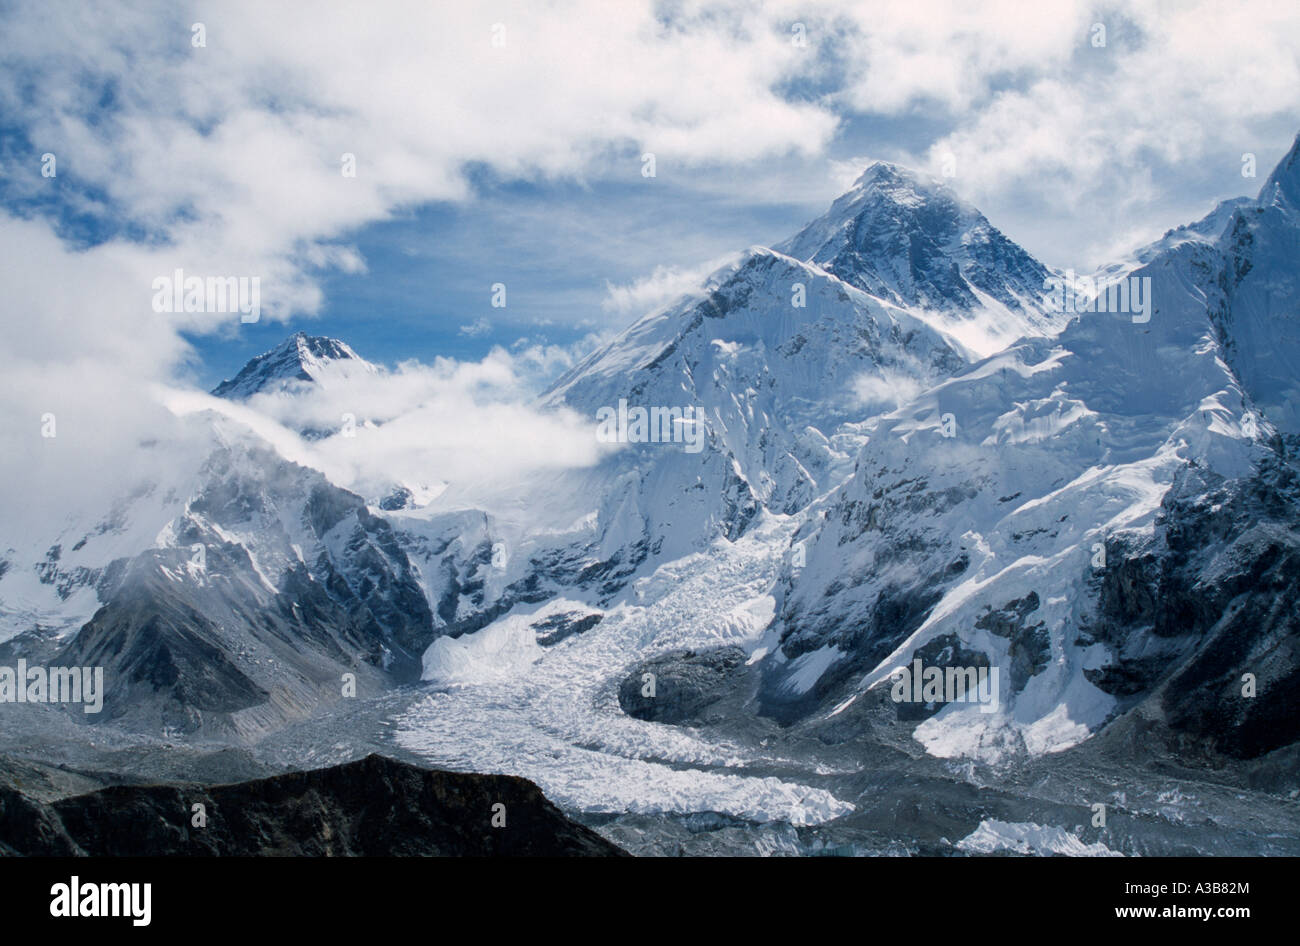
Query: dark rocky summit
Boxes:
[{"xmin": 0, "ymin": 754, "xmax": 627, "ymax": 857}]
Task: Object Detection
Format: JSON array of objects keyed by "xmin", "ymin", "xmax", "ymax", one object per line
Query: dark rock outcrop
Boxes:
[
  {"xmin": 1084, "ymin": 452, "xmax": 1300, "ymax": 760},
  {"xmin": 619, "ymin": 647, "xmax": 749, "ymax": 725},
  {"xmin": 974, "ymin": 592, "xmax": 1049, "ymax": 692},
  {"xmin": 894, "ymin": 634, "xmax": 993, "ymax": 722},
  {"xmin": 531, "ymin": 611, "xmax": 603, "ymax": 647},
  {"xmin": 0, "ymin": 754, "xmax": 626, "ymax": 857}
]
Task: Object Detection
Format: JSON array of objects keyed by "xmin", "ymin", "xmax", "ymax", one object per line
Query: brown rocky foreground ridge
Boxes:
[{"xmin": 0, "ymin": 753, "xmax": 628, "ymax": 856}]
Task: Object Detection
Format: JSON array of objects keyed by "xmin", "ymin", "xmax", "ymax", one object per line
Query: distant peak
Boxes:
[
  {"xmin": 211, "ymin": 332, "xmax": 372, "ymax": 400},
  {"xmin": 1258, "ymin": 131, "xmax": 1300, "ymax": 212},
  {"xmin": 850, "ymin": 160, "xmax": 948, "ymax": 195},
  {"xmin": 773, "ymin": 157, "xmax": 1050, "ymax": 320},
  {"xmin": 853, "ymin": 160, "xmax": 918, "ymax": 184},
  {"xmin": 291, "ymin": 332, "xmax": 361, "ymax": 360}
]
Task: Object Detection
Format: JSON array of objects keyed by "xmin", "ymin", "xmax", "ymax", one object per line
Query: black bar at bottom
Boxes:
[{"xmin": 0, "ymin": 854, "xmax": 1284, "ymax": 933}]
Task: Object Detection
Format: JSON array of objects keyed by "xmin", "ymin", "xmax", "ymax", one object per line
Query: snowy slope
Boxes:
[
  {"xmin": 212, "ymin": 332, "xmax": 377, "ymax": 401},
  {"xmin": 765, "ymin": 155, "xmax": 1294, "ymax": 761},
  {"xmin": 536, "ymin": 165, "xmax": 1072, "ymax": 586},
  {"xmin": 1209, "ymin": 133, "xmax": 1300, "ymax": 433},
  {"xmin": 547, "ymin": 248, "xmax": 969, "ymax": 528},
  {"xmin": 776, "ymin": 162, "xmax": 1067, "ymax": 353}
]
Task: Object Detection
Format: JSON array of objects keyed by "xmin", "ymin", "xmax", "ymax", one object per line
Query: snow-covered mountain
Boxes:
[
  {"xmin": 212, "ymin": 332, "xmax": 376, "ymax": 400},
  {"xmin": 0, "ymin": 416, "xmax": 446, "ymax": 737},
  {"xmin": 775, "ymin": 162, "xmax": 1067, "ymax": 353},
  {"xmin": 1210, "ymin": 138, "xmax": 1300, "ymax": 433},
  {"xmin": 3, "ymin": 140, "xmax": 1299, "ymax": 852},
  {"xmin": 538, "ymin": 164, "xmax": 1067, "ymax": 577},
  {"xmin": 452, "ymin": 141, "xmax": 1300, "ymax": 788},
  {"xmin": 763, "ymin": 134, "xmax": 1300, "ymax": 763}
]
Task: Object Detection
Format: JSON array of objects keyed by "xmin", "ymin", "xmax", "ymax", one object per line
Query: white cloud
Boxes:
[
  {"xmin": 601, "ymin": 252, "xmax": 742, "ymax": 315},
  {"xmin": 458, "ymin": 318, "xmax": 492, "ymax": 338},
  {"xmin": 849, "ymin": 371, "xmax": 927, "ymax": 414},
  {"xmin": 0, "ymin": 0, "xmax": 836, "ymax": 530},
  {"xmin": 3, "ymin": 0, "xmax": 1299, "ymax": 536},
  {"xmin": 903, "ymin": 3, "xmax": 1300, "ymax": 266},
  {"xmin": 0, "ymin": 0, "xmax": 838, "ymax": 339},
  {"xmin": 167, "ymin": 345, "xmax": 609, "ymax": 510},
  {"xmin": 777, "ymin": 0, "xmax": 1300, "ymax": 267}
]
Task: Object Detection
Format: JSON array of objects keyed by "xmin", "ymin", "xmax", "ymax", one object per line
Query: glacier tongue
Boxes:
[{"xmin": 396, "ymin": 514, "xmax": 854, "ymax": 824}]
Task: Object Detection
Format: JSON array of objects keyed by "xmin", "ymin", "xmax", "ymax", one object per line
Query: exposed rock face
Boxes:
[
  {"xmin": 0, "ymin": 441, "xmax": 447, "ymax": 740},
  {"xmin": 211, "ymin": 332, "xmax": 375, "ymax": 400},
  {"xmin": 974, "ymin": 593, "xmax": 1049, "ymax": 693},
  {"xmin": 776, "ymin": 163, "xmax": 1055, "ymax": 328},
  {"xmin": 619, "ymin": 647, "xmax": 749, "ymax": 724},
  {"xmin": 531, "ymin": 611, "xmax": 603, "ymax": 647},
  {"xmin": 1207, "ymin": 133, "xmax": 1300, "ymax": 434},
  {"xmin": 895, "ymin": 634, "xmax": 993, "ymax": 722},
  {"xmin": 1083, "ymin": 451, "xmax": 1300, "ymax": 760},
  {"xmin": 0, "ymin": 755, "xmax": 627, "ymax": 857}
]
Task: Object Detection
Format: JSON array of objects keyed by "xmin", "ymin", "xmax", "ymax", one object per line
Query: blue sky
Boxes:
[
  {"xmin": 2, "ymin": 1, "xmax": 1299, "ymax": 395},
  {"xmin": 186, "ymin": 122, "xmax": 1295, "ymax": 391},
  {"xmin": 187, "ymin": 158, "xmax": 826, "ymax": 387}
]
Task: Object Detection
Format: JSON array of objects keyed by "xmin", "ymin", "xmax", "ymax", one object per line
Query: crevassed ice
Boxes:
[{"xmin": 395, "ymin": 515, "xmax": 854, "ymax": 825}]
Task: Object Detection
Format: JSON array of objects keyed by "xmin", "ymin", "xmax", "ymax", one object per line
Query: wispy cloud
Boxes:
[
  {"xmin": 167, "ymin": 344, "xmax": 609, "ymax": 509},
  {"xmin": 601, "ymin": 253, "xmax": 742, "ymax": 316}
]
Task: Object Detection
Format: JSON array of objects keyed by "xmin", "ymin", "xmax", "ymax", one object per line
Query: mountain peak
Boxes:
[
  {"xmin": 850, "ymin": 160, "xmax": 941, "ymax": 193},
  {"xmin": 775, "ymin": 160, "xmax": 1052, "ymax": 321},
  {"xmin": 1257, "ymin": 131, "xmax": 1300, "ymax": 213},
  {"xmin": 212, "ymin": 332, "xmax": 374, "ymax": 400}
]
